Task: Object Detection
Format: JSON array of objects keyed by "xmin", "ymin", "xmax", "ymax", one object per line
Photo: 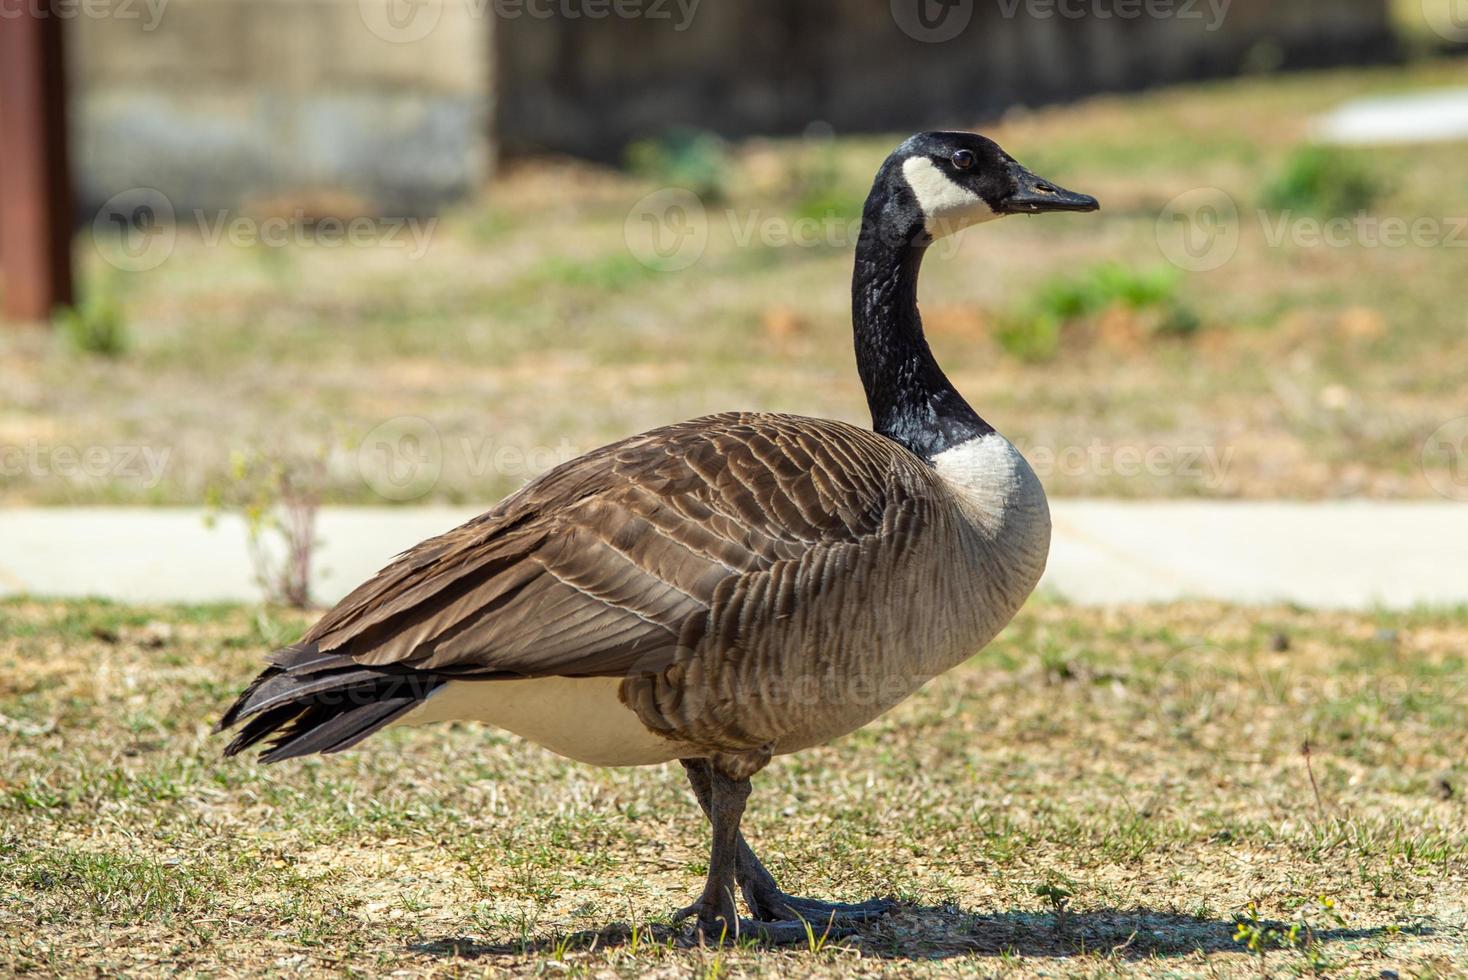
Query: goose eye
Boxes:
[{"xmin": 950, "ymin": 149, "xmax": 975, "ymax": 170}]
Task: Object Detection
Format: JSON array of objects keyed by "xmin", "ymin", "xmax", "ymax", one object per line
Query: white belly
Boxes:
[{"xmin": 394, "ymin": 676, "xmax": 693, "ymax": 767}]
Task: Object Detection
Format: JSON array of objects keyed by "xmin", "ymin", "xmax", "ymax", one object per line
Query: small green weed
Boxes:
[
  {"xmin": 1233, "ymin": 896, "xmax": 1347, "ymax": 976},
  {"xmin": 55, "ymin": 295, "xmax": 129, "ymax": 358},
  {"xmin": 626, "ymin": 128, "xmax": 732, "ymax": 201},
  {"xmin": 996, "ymin": 262, "xmax": 1197, "ymax": 361},
  {"xmin": 1261, "ymin": 145, "xmax": 1384, "ymax": 217},
  {"xmin": 204, "ymin": 446, "xmax": 327, "ymax": 608},
  {"xmin": 1035, "ymin": 872, "xmax": 1076, "ymax": 935}
]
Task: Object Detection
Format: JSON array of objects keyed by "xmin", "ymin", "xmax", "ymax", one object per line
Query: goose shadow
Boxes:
[{"xmin": 410, "ymin": 903, "xmax": 1416, "ymax": 961}]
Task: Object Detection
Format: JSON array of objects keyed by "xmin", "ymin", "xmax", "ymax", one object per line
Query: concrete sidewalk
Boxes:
[{"xmin": 1, "ymin": 502, "xmax": 1465, "ymax": 611}]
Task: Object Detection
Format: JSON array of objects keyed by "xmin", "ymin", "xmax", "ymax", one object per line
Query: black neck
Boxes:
[{"xmin": 851, "ymin": 216, "xmax": 992, "ymax": 461}]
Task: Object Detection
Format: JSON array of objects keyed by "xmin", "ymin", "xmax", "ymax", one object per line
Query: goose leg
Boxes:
[
  {"xmin": 672, "ymin": 763, "xmax": 745, "ymax": 941},
  {"xmin": 680, "ymin": 759, "xmax": 892, "ymax": 929},
  {"xmin": 673, "ymin": 764, "xmax": 820, "ymax": 944}
]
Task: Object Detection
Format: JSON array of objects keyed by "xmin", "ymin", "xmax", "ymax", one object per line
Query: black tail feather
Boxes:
[
  {"xmin": 218, "ymin": 646, "xmax": 444, "ymax": 762},
  {"xmin": 223, "ymin": 700, "xmax": 308, "ymax": 757},
  {"xmin": 258, "ymin": 696, "xmax": 427, "ymax": 763}
]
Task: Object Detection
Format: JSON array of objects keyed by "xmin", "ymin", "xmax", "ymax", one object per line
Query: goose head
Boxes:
[
  {"xmin": 851, "ymin": 132, "xmax": 1099, "ymax": 460},
  {"xmin": 868, "ymin": 131, "xmax": 1099, "ymax": 242}
]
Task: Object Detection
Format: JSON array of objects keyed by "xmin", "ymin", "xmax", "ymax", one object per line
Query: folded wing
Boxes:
[{"xmin": 218, "ymin": 413, "xmax": 927, "ymax": 760}]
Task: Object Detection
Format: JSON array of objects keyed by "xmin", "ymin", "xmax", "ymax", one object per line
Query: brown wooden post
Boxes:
[{"xmin": 0, "ymin": 3, "xmax": 74, "ymax": 322}]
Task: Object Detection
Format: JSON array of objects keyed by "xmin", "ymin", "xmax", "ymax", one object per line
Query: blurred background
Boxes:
[{"xmin": 1, "ymin": 0, "xmax": 1466, "ymax": 584}]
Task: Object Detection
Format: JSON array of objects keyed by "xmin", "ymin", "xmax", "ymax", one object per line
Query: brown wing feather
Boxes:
[{"xmin": 298, "ymin": 412, "xmax": 928, "ymax": 679}]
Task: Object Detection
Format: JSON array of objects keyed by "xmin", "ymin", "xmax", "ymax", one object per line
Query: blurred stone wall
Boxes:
[
  {"xmin": 71, "ymin": 0, "xmax": 1394, "ymax": 210},
  {"xmin": 71, "ymin": 0, "xmax": 493, "ymax": 216},
  {"xmin": 495, "ymin": 0, "xmax": 1397, "ymax": 158}
]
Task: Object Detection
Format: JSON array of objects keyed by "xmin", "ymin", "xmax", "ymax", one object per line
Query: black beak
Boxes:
[{"xmin": 1001, "ymin": 165, "xmax": 1100, "ymax": 215}]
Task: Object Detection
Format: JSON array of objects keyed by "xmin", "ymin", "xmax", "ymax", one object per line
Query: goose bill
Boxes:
[{"xmin": 1002, "ymin": 166, "xmax": 1099, "ymax": 214}]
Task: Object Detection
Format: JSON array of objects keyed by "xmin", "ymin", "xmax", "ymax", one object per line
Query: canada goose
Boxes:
[{"xmin": 218, "ymin": 132, "xmax": 1098, "ymax": 942}]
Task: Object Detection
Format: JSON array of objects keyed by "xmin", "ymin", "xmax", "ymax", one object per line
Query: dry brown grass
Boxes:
[{"xmin": 2, "ymin": 598, "xmax": 1465, "ymax": 976}]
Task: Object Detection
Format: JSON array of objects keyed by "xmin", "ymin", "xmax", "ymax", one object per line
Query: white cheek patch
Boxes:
[{"xmin": 902, "ymin": 156, "xmax": 1001, "ymax": 237}]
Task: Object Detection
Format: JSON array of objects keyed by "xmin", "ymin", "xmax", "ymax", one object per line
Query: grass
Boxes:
[
  {"xmin": 53, "ymin": 294, "xmax": 129, "ymax": 359},
  {"xmin": 994, "ymin": 262, "xmax": 1197, "ymax": 362},
  {"xmin": 2, "ymin": 596, "xmax": 1465, "ymax": 976},
  {"xmin": 1260, "ymin": 145, "xmax": 1387, "ymax": 217},
  {"xmin": 2, "ymin": 60, "xmax": 1468, "ymax": 505}
]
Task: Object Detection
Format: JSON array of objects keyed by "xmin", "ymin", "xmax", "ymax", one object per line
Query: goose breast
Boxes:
[{"xmin": 621, "ymin": 429, "xmax": 1050, "ymax": 757}]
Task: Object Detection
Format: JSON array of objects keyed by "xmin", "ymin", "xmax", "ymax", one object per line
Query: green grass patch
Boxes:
[
  {"xmin": 14, "ymin": 846, "xmax": 229, "ymax": 924},
  {"xmin": 625, "ymin": 128, "xmax": 732, "ymax": 201},
  {"xmin": 1260, "ymin": 144, "xmax": 1386, "ymax": 217},
  {"xmin": 55, "ymin": 293, "xmax": 130, "ymax": 358},
  {"xmin": 996, "ymin": 262, "xmax": 1199, "ymax": 361}
]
